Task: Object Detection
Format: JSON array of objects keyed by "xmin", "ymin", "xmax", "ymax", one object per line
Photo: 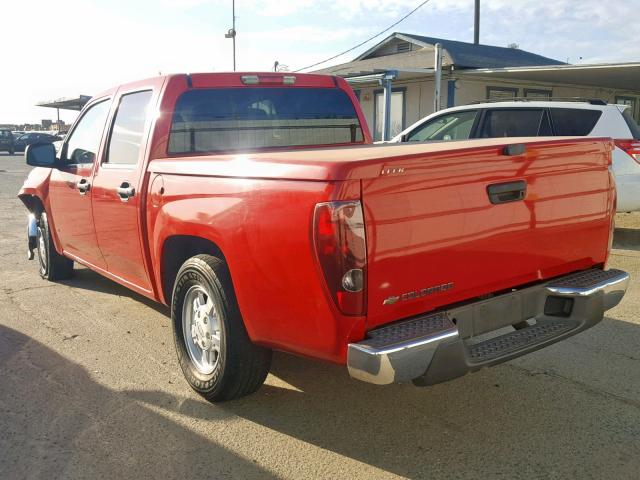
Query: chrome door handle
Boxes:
[
  {"xmin": 117, "ymin": 181, "xmax": 135, "ymax": 201},
  {"xmin": 77, "ymin": 177, "xmax": 91, "ymax": 195}
]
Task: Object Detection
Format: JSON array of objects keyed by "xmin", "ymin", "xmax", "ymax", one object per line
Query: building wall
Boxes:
[{"xmin": 351, "ymin": 74, "xmax": 640, "ymax": 139}]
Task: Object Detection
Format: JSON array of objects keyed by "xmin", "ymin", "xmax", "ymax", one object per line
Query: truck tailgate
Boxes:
[{"xmin": 363, "ymin": 138, "xmax": 614, "ymax": 329}]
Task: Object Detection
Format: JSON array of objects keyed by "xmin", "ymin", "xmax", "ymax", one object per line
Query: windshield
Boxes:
[{"xmin": 168, "ymin": 87, "xmax": 364, "ymax": 154}]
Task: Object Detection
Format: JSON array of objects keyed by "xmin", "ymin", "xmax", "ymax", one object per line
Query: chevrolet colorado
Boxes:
[{"xmin": 19, "ymin": 72, "xmax": 629, "ymax": 402}]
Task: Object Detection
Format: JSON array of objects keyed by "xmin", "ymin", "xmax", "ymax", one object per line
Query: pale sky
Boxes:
[{"xmin": 2, "ymin": 0, "xmax": 639, "ymax": 124}]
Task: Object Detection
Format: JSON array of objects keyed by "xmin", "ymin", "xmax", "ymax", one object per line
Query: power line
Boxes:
[{"xmin": 294, "ymin": 0, "xmax": 433, "ymax": 72}]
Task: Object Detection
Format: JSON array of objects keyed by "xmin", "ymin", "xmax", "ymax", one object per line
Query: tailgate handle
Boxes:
[{"xmin": 487, "ymin": 180, "xmax": 527, "ymax": 204}]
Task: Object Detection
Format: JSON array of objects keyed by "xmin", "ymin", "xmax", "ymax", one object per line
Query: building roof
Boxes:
[
  {"xmin": 315, "ymin": 32, "xmax": 564, "ymax": 76},
  {"xmin": 37, "ymin": 95, "xmax": 92, "ymax": 111},
  {"xmin": 389, "ymin": 33, "xmax": 565, "ymax": 69}
]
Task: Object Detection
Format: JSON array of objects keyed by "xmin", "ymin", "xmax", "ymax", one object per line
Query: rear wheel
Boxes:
[
  {"xmin": 36, "ymin": 212, "xmax": 74, "ymax": 281},
  {"xmin": 171, "ymin": 254, "xmax": 272, "ymax": 402}
]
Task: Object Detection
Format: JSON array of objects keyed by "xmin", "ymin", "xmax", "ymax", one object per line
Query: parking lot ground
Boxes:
[{"xmin": 1, "ymin": 153, "xmax": 640, "ymax": 479}]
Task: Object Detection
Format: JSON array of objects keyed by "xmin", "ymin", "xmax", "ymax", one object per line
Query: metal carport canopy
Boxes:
[
  {"xmin": 458, "ymin": 63, "xmax": 640, "ymax": 91},
  {"xmin": 36, "ymin": 95, "xmax": 92, "ymax": 111}
]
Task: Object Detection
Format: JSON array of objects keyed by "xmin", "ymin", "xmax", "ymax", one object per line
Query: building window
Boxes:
[
  {"xmin": 524, "ymin": 88, "xmax": 552, "ymax": 100},
  {"xmin": 397, "ymin": 42, "xmax": 412, "ymax": 53},
  {"xmin": 487, "ymin": 86, "xmax": 519, "ymax": 100},
  {"xmin": 616, "ymin": 96, "xmax": 638, "ymax": 121},
  {"xmin": 374, "ymin": 88, "xmax": 406, "ymax": 141}
]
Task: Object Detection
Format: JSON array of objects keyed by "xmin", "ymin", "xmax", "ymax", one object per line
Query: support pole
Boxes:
[
  {"xmin": 474, "ymin": 0, "xmax": 480, "ymax": 44},
  {"xmin": 382, "ymin": 76, "xmax": 392, "ymax": 141},
  {"xmin": 379, "ymin": 71, "xmax": 397, "ymax": 141},
  {"xmin": 434, "ymin": 43, "xmax": 443, "ymax": 113}
]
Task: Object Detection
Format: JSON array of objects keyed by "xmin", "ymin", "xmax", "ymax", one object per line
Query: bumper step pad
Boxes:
[
  {"xmin": 364, "ymin": 312, "xmax": 455, "ymax": 349},
  {"xmin": 467, "ymin": 319, "xmax": 578, "ymax": 364},
  {"xmin": 546, "ymin": 268, "xmax": 627, "ymax": 291}
]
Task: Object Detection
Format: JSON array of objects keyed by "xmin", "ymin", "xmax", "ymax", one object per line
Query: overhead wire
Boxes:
[{"xmin": 293, "ymin": 0, "xmax": 433, "ymax": 72}]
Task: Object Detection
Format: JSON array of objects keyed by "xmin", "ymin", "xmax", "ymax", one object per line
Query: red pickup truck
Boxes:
[{"xmin": 19, "ymin": 72, "xmax": 629, "ymax": 402}]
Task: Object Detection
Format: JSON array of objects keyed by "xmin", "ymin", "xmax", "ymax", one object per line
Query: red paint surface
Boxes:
[{"xmin": 18, "ymin": 73, "xmax": 616, "ymax": 364}]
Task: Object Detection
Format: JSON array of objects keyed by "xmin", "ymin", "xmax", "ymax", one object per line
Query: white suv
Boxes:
[{"xmin": 390, "ymin": 100, "xmax": 640, "ymax": 212}]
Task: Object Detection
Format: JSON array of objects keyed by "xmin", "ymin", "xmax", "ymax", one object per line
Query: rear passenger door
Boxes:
[
  {"xmin": 476, "ymin": 108, "xmax": 552, "ymax": 138},
  {"xmin": 91, "ymin": 82, "xmax": 161, "ymax": 295}
]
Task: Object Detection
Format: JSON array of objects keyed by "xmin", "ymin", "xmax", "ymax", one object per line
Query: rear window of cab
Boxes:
[{"xmin": 168, "ymin": 87, "xmax": 364, "ymax": 154}]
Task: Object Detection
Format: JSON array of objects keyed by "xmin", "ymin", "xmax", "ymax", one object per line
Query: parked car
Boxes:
[
  {"xmin": 18, "ymin": 73, "xmax": 628, "ymax": 402},
  {"xmin": 0, "ymin": 128, "xmax": 15, "ymax": 154},
  {"xmin": 389, "ymin": 100, "xmax": 640, "ymax": 212},
  {"xmin": 13, "ymin": 132, "xmax": 61, "ymax": 152}
]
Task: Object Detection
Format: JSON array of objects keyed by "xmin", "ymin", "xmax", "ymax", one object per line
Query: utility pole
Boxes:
[
  {"xmin": 474, "ymin": 0, "xmax": 480, "ymax": 44},
  {"xmin": 224, "ymin": 0, "xmax": 237, "ymax": 71}
]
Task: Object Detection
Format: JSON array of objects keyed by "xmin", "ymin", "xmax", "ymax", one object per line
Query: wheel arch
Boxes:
[{"xmin": 160, "ymin": 235, "xmax": 230, "ymax": 306}]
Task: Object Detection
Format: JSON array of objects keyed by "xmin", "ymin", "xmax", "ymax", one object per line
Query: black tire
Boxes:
[
  {"xmin": 171, "ymin": 254, "xmax": 272, "ymax": 402},
  {"xmin": 36, "ymin": 212, "xmax": 74, "ymax": 281}
]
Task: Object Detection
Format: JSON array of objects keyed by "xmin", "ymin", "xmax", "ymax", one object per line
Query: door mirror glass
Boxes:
[{"xmin": 26, "ymin": 143, "xmax": 56, "ymax": 167}]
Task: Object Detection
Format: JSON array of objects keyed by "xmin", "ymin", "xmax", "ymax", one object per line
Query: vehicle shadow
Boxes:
[
  {"xmin": 60, "ymin": 266, "xmax": 170, "ymax": 316},
  {"xmin": 129, "ymin": 316, "xmax": 640, "ymax": 479},
  {"xmin": 0, "ymin": 324, "xmax": 271, "ymax": 479},
  {"xmin": 614, "ymin": 228, "xmax": 640, "ymax": 251}
]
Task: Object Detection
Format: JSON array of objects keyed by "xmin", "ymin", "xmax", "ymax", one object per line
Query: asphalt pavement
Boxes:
[{"xmin": 1, "ymin": 153, "xmax": 639, "ymax": 479}]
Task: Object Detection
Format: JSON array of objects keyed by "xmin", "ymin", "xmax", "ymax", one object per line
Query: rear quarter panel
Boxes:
[{"xmin": 147, "ymin": 173, "xmax": 365, "ymax": 363}]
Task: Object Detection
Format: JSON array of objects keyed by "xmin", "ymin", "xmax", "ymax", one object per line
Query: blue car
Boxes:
[{"xmin": 13, "ymin": 132, "xmax": 61, "ymax": 153}]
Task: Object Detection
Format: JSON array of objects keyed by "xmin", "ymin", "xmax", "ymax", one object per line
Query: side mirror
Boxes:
[{"xmin": 26, "ymin": 143, "xmax": 57, "ymax": 167}]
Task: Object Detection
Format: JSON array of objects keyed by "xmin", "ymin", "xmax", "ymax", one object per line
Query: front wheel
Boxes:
[
  {"xmin": 171, "ymin": 254, "xmax": 272, "ymax": 402},
  {"xmin": 36, "ymin": 212, "xmax": 74, "ymax": 281}
]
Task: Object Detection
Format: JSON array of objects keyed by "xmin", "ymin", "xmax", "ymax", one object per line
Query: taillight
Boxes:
[
  {"xmin": 313, "ymin": 200, "xmax": 367, "ymax": 316},
  {"xmin": 614, "ymin": 139, "xmax": 640, "ymax": 164}
]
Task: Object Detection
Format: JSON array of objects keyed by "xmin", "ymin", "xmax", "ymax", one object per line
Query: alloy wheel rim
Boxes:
[
  {"xmin": 182, "ymin": 285, "xmax": 221, "ymax": 375},
  {"xmin": 37, "ymin": 228, "xmax": 47, "ymax": 273}
]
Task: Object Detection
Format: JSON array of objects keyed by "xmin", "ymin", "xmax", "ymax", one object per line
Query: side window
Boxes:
[
  {"xmin": 64, "ymin": 100, "xmax": 110, "ymax": 165},
  {"xmin": 106, "ymin": 90, "xmax": 153, "ymax": 165},
  {"xmin": 550, "ymin": 108, "xmax": 602, "ymax": 136},
  {"xmin": 406, "ymin": 110, "xmax": 477, "ymax": 142},
  {"xmin": 479, "ymin": 109, "xmax": 544, "ymax": 138}
]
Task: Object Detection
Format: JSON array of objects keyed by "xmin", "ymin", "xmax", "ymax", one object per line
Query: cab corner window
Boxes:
[
  {"xmin": 64, "ymin": 100, "xmax": 110, "ymax": 165},
  {"xmin": 406, "ymin": 110, "xmax": 477, "ymax": 142},
  {"xmin": 106, "ymin": 90, "xmax": 153, "ymax": 165}
]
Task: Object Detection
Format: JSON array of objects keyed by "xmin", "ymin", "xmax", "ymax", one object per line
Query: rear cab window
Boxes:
[
  {"xmin": 550, "ymin": 108, "xmax": 602, "ymax": 136},
  {"xmin": 168, "ymin": 87, "xmax": 364, "ymax": 154}
]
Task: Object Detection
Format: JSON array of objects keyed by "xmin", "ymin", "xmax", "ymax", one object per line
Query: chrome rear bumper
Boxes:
[{"xmin": 347, "ymin": 268, "xmax": 629, "ymax": 386}]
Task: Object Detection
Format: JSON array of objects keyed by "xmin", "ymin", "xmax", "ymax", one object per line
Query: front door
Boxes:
[
  {"xmin": 91, "ymin": 88, "xmax": 155, "ymax": 293},
  {"xmin": 48, "ymin": 98, "xmax": 111, "ymax": 268}
]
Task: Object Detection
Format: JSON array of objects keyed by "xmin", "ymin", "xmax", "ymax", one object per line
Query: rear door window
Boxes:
[
  {"xmin": 621, "ymin": 109, "xmax": 640, "ymax": 140},
  {"xmin": 405, "ymin": 110, "xmax": 477, "ymax": 142},
  {"xmin": 106, "ymin": 90, "xmax": 153, "ymax": 165},
  {"xmin": 478, "ymin": 109, "xmax": 545, "ymax": 138},
  {"xmin": 549, "ymin": 108, "xmax": 602, "ymax": 136},
  {"xmin": 168, "ymin": 87, "xmax": 364, "ymax": 153}
]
